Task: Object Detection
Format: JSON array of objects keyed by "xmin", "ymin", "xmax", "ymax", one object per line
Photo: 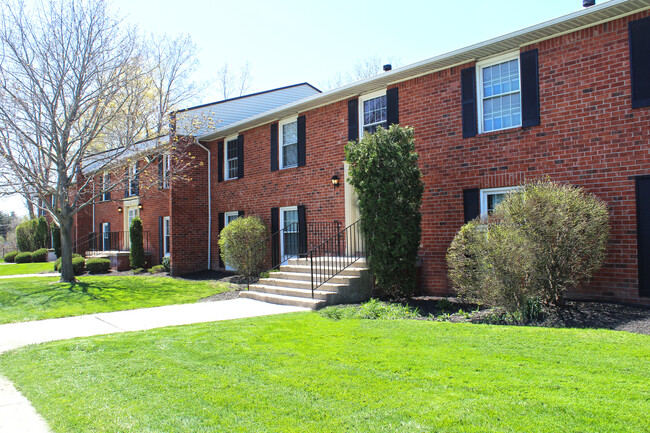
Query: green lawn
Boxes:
[
  {"xmin": 1, "ymin": 313, "xmax": 647, "ymax": 433},
  {"xmin": 0, "ymin": 261, "xmax": 54, "ymax": 276},
  {"xmin": 0, "ymin": 276, "xmax": 232, "ymax": 324}
]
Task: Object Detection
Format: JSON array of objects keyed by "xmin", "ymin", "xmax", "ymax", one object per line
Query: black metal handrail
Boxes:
[
  {"xmin": 308, "ymin": 219, "xmax": 365, "ymax": 298},
  {"xmin": 74, "ymin": 231, "xmax": 150, "ymax": 256}
]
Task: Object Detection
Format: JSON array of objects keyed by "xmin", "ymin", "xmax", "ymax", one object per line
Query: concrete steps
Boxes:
[{"xmin": 240, "ymin": 257, "xmax": 371, "ymax": 310}]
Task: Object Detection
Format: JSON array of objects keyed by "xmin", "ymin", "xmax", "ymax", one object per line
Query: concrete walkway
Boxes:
[
  {"xmin": 0, "ymin": 273, "xmax": 59, "ymax": 279},
  {"xmin": 0, "ymin": 298, "xmax": 308, "ymax": 432}
]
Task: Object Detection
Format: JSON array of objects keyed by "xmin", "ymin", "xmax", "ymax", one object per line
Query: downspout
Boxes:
[{"xmin": 195, "ymin": 140, "xmax": 211, "ymax": 270}]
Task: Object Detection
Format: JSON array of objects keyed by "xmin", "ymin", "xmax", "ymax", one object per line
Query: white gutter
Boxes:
[{"xmin": 195, "ymin": 140, "xmax": 212, "ymax": 270}]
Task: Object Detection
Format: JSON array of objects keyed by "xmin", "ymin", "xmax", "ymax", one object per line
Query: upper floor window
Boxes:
[
  {"xmin": 127, "ymin": 164, "xmax": 138, "ymax": 197},
  {"xmin": 477, "ymin": 53, "xmax": 521, "ymax": 133},
  {"xmin": 162, "ymin": 153, "xmax": 171, "ymax": 189},
  {"xmin": 102, "ymin": 172, "xmax": 110, "ymax": 201},
  {"xmin": 279, "ymin": 117, "xmax": 298, "ymax": 169},
  {"xmin": 225, "ymin": 135, "xmax": 238, "ymax": 180},
  {"xmin": 480, "ymin": 186, "xmax": 517, "ymax": 218},
  {"xmin": 359, "ymin": 91, "xmax": 387, "ymax": 136}
]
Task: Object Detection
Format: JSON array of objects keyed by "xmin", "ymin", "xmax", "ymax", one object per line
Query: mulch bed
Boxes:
[{"xmin": 407, "ymin": 296, "xmax": 650, "ymax": 335}]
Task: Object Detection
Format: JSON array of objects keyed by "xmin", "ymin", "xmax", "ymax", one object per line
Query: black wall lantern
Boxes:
[
  {"xmin": 117, "ymin": 206, "xmax": 123, "ymax": 213},
  {"xmin": 138, "ymin": 203, "xmax": 143, "ymax": 211},
  {"xmin": 331, "ymin": 175, "xmax": 340, "ymax": 187}
]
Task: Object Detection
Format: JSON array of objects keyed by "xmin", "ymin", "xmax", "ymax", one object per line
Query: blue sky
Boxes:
[{"xmin": 1, "ymin": 0, "xmax": 597, "ymax": 216}]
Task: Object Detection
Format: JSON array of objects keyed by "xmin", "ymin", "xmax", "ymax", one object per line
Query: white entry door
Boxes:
[
  {"xmin": 102, "ymin": 223, "xmax": 110, "ymax": 251},
  {"xmin": 124, "ymin": 206, "xmax": 139, "ymax": 250},
  {"xmin": 224, "ymin": 211, "xmax": 240, "ymax": 271},
  {"xmin": 280, "ymin": 206, "xmax": 298, "ymax": 262}
]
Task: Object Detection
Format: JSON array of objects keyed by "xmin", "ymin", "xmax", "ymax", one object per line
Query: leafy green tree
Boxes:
[
  {"xmin": 15, "ymin": 219, "xmax": 38, "ymax": 252},
  {"xmin": 219, "ymin": 216, "xmax": 269, "ymax": 288},
  {"xmin": 129, "ymin": 217, "xmax": 145, "ymax": 269},
  {"xmin": 345, "ymin": 125, "xmax": 423, "ymax": 298}
]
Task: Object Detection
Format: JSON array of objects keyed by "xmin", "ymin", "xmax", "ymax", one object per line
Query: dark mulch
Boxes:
[{"xmin": 406, "ymin": 296, "xmax": 650, "ymax": 335}]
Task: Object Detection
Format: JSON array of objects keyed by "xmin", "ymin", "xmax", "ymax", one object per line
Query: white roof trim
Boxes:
[{"xmin": 198, "ymin": 0, "xmax": 650, "ymax": 142}]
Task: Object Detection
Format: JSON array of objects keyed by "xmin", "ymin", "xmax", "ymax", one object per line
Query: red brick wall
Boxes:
[
  {"xmin": 170, "ymin": 11, "xmax": 649, "ymax": 304},
  {"xmin": 73, "ymin": 155, "xmax": 171, "ymax": 265}
]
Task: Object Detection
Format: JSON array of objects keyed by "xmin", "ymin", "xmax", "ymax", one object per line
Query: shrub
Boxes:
[
  {"xmin": 129, "ymin": 217, "xmax": 145, "ymax": 269},
  {"xmin": 161, "ymin": 256, "xmax": 170, "ymax": 272},
  {"xmin": 54, "ymin": 254, "xmax": 82, "ymax": 272},
  {"xmin": 86, "ymin": 258, "xmax": 111, "ymax": 274},
  {"xmin": 345, "ymin": 125, "xmax": 423, "ymax": 298},
  {"xmin": 36, "ymin": 216, "xmax": 49, "ymax": 249},
  {"xmin": 14, "ymin": 252, "xmax": 33, "ymax": 263},
  {"xmin": 72, "ymin": 257, "xmax": 86, "ymax": 275},
  {"xmin": 218, "ymin": 216, "xmax": 269, "ymax": 287},
  {"xmin": 32, "ymin": 248, "xmax": 49, "ymax": 263},
  {"xmin": 4, "ymin": 251, "xmax": 19, "ymax": 263},
  {"xmin": 15, "ymin": 219, "xmax": 38, "ymax": 252},
  {"xmin": 320, "ymin": 299, "xmax": 420, "ymax": 320},
  {"xmin": 52, "ymin": 225, "xmax": 61, "ymax": 258},
  {"xmin": 447, "ymin": 180, "xmax": 610, "ymax": 312},
  {"xmin": 132, "ymin": 268, "xmax": 145, "ymax": 274},
  {"xmin": 149, "ymin": 265, "xmax": 166, "ymax": 274}
]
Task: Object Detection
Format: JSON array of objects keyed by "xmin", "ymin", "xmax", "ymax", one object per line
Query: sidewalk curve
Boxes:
[{"xmin": 0, "ymin": 298, "xmax": 308, "ymax": 432}]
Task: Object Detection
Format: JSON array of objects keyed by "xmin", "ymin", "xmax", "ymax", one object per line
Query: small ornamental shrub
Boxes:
[
  {"xmin": 72, "ymin": 257, "xmax": 86, "ymax": 275},
  {"xmin": 14, "ymin": 252, "xmax": 33, "ymax": 263},
  {"xmin": 52, "ymin": 225, "xmax": 61, "ymax": 258},
  {"xmin": 345, "ymin": 124, "xmax": 423, "ymax": 299},
  {"xmin": 129, "ymin": 217, "xmax": 145, "ymax": 269},
  {"xmin": 320, "ymin": 299, "xmax": 420, "ymax": 320},
  {"xmin": 86, "ymin": 258, "xmax": 111, "ymax": 274},
  {"xmin": 32, "ymin": 248, "xmax": 49, "ymax": 263},
  {"xmin": 219, "ymin": 216, "xmax": 269, "ymax": 287},
  {"xmin": 149, "ymin": 265, "xmax": 166, "ymax": 274},
  {"xmin": 132, "ymin": 268, "xmax": 145, "ymax": 274},
  {"xmin": 54, "ymin": 254, "xmax": 82, "ymax": 272},
  {"xmin": 161, "ymin": 256, "xmax": 171, "ymax": 272},
  {"xmin": 4, "ymin": 251, "xmax": 19, "ymax": 263},
  {"xmin": 15, "ymin": 219, "xmax": 38, "ymax": 252},
  {"xmin": 447, "ymin": 180, "xmax": 610, "ymax": 312},
  {"xmin": 36, "ymin": 216, "xmax": 49, "ymax": 249}
]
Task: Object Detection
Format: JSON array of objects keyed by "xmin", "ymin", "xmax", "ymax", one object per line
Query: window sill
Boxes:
[{"xmin": 477, "ymin": 125, "xmax": 523, "ymax": 137}]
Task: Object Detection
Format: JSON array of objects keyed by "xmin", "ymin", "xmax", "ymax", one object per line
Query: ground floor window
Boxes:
[
  {"xmin": 163, "ymin": 216, "xmax": 170, "ymax": 257},
  {"xmin": 480, "ymin": 186, "xmax": 517, "ymax": 218}
]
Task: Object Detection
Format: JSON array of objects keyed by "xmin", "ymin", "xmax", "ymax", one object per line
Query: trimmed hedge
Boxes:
[
  {"xmin": 54, "ymin": 254, "xmax": 83, "ymax": 272},
  {"xmin": 14, "ymin": 252, "xmax": 33, "ymax": 263},
  {"xmin": 32, "ymin": 248, "xmax": 49, "ymax": 263},
  {"xmin": 72, "ymin": 257, "xmax": 86, "ymax": 275},
  {"xmin": 148, "ymin": 265, "xmax": 166, "ymax": 274},
  {"xmin": 4, "ymin": 251, "xmax": 19, "ymax": 263},
  {"xmin": 86, "ymin": 258, "xmax": 111, "ymax": 274}
]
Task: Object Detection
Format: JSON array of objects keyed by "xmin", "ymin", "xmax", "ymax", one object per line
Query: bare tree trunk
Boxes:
[
  {"xmin": 24, "ymin": 193, "xmax": 35, "ymax": 219},
  {"xmin": 59, "ymin": 209, "xmax": 76, "ymax": 283}
]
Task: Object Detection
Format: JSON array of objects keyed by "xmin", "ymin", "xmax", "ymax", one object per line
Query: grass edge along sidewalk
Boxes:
[{"xmin": 1, "ymin": 312, "xmax": 647, "ymax": 433}]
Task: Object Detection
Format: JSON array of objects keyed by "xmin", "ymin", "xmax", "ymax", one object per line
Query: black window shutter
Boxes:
[
  {"xmin": 158, "ymin": 216, "xmax": 163, "ymax": 264},
  {"xmin": 298, "ymin": 205, "xmax": 307, "ymax": 258},
  {"xmin": 270, "ymin": 124, "xmax": 279, "ymax": 172},
  {"xmin": 271, "ymin": 207, "xmax": 279, "ymax": 267},
  {"xmin": 124, "ymin": 166, "xmax": 129, "ymax": 197},
  {"xmin": 348, "ymin": 98, "xmax": 359, "ymax": 142},
  {"xmin": 134, "ymin": 162, "xmax": 140, "ymax": 196},
  {"xmin": 463, "ymin": 188, "xmax": 480, "ymax": 223},
  {"xmin": 235, "ymin": 137, "xmax": 243, "ymax": 177},
  {"xmin": 217, "ymin": 141, "xmax": 224, "ymax": 182},
  {"xmin": 158, "ymin": 155, "xmax": 164, "ymax": 189},
  {"xmin": 218, "ymin": 212, "xmax": 225, "ymax": 268},
  {"xmin": 297, "ymin": 115, "xmax": 306, "ymax": 167},
  {"xmin": 629, "ymin": 17, "xmax": 650, "ymax": 108},
  {"xmin": 461, "ymin": 67, "xmax": 478, "ymax": 138},
  {"xmin": 520, "ymin": 49, "xmax": 540, "ymax": 128},
  {"xmin": 386, "ymin": 87, "xmax": 399, "ymax": 127},
  {"xmin": 238, "ymin": 210, "xmax": 245, "ymax": 217}
]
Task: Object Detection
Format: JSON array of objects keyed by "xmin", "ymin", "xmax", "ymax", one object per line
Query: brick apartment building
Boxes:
[{"xmin": 76, "ymin": 0, "xmax": 650, "ymax": 304}]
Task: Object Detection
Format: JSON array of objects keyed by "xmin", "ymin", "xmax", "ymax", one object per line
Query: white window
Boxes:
[
  {"xmin": 128, "ymin": 164, "xmax": 138, "ymax": 197},
  {"xmin": 102, "ymin": 172, "xmax": 110, "ymax": 201},
  {"xmin": 223, "ymin": 211, "xmax": 240, "ymax": 270},
  {"xmin": 127, "ymin": 207, "xmax": 139, "ymax": 228},
  {"xmin": 162, "ymin": 154, "xmax": 171, "ymax": 189},
  {"xmin": 280, "ymin": 206, "xmax": 299, "ymax": 261},
  {"xmin": 359, "ymin": 90, "xmax": 387, "ymax": 136},
  {"xmin": 477, "ymin": 53, "xmax": 521, "ymax": 133},
  {"xmin": 163, "ymin": 216, "xmax": 170, "ymax": 257},
  {"xmin": 279, "ymin": 117, "xmax": 298, "ymax": 169},
  {"xmin": 480, "ymin": 186, "xmax": 518, "ymax": 218},
  {"xmin": 224, "ymin": 135, "xmax": 238, "ymax": 180},
  {"xmin": 102, "ymin": 222, "xmax": 110, "ymax": 251}
]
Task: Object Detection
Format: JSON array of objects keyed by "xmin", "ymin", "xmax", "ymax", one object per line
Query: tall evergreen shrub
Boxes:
[{"xmin": 129, "ymin": 217, "xmax": 145, "ymax": 269}]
